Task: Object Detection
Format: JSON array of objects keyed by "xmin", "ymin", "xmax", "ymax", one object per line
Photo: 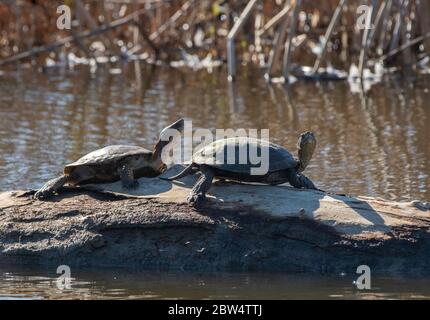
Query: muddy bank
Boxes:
[{"xmin": 0, "ymin": 168, "xmax": 429, "ymax": 275}]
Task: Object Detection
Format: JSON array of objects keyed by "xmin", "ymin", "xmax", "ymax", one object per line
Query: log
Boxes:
[{"xmin": 0, "ymin": 165, "xmax": 429, "ymax": 274}]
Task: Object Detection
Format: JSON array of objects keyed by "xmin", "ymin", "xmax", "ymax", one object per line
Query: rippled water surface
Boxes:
[
  {"xmin": 1, "ymin": 266, "xmax": 430, "ymax": 300},
  {"xmin": 0, "ymin": 65, "xmax": 429, "ymax": 299},
  {"xmin": 0, "ymin": 65, "xmax": 428, "ymax": 200}
]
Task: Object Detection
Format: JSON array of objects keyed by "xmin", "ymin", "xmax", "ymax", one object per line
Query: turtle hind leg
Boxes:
[
  {"xmin": 34, "ymin": 175, "xmax": 68, "ymax": 200},
  {"xmin": 188, "ymin": 165, "xmax": 214, "ymax": 207},
  {"xmin": 119, "ymin": 165, "xmax": 139, "ymax": 190}
]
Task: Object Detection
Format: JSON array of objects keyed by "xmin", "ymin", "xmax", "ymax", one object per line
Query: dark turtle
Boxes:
[
  {"xmin": 163, "ymin": 132, "xmax": 320, "ymax": 206},
  {"xmin": 34, "ymin": 119, "xmax": 184, "ymax": 199}
]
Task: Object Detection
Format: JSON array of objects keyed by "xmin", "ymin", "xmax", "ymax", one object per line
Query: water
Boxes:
[
  {"xmin": 0, "ymin": 266, "xmax": 430, "ymax": 300},
  {"xmin": 0, "ymin": 64, "xmax": 429, "ymax": 299},
  {"xmin": 0, "ymin": 65, "xmax": 428, "ymax": 201}
]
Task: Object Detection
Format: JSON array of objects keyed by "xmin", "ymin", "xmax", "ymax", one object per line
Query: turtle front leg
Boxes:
[
  {"xmin": 119, "ymin": 165, "xmax": 139, "ymax": 190},
  {"xmin": 286, "ymin": 169, "xmax": 319, "ymax": 190},
  {"xmin": 34, "ymin": 175, "xmax": 68, "ymax": 200},
  {"xmin": 188, "ymin": 165, "xmax": 215, "ymax": 207}
]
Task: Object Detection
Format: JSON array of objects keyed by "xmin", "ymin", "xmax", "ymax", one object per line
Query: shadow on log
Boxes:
[{"xmin": 0, "ymin": 166, "xmax": 429, "ymax": 275}]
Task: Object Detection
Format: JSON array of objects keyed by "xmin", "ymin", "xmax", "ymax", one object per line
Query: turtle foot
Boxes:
[
  {"xmin": 412, "ymin": 200, "xmax": 430, "ymax": 211},
  {"xmin": 33, "ymin": 176, "xmax": 67, "ymax": 200},
  {"xmin": 187, "ymin": 193, "xmax": 206, "ymax": 208},
  {"xmin": 33, "ymin": 188, "xmax": 55, "ymax": 200}
]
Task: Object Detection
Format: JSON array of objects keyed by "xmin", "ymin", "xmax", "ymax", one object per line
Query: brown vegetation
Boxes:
[{"xmin": 0, "ymin": 1, "xmax": 429, "ymax": 79}]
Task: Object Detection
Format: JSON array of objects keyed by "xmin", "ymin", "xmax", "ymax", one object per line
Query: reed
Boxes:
[{"xmin": 0, "ymin": 0, "xmax": 429, "ymax": 80}]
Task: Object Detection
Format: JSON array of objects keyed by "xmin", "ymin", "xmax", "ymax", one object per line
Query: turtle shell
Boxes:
[
  {"xmin": 192, "ymin": 137, "xmax": 298, "ymax": 175},
  {"xmin": 64, "ymin": 145, "xmax": 152, "ymax": 174}
]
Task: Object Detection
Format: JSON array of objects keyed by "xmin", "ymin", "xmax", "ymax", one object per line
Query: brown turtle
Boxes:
[{"xmin": 34, "ymin": 119, "xmax": 184, "ymax": 199}]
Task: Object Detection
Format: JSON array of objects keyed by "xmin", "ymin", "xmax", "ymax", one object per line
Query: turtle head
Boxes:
[
  {"xmin": 153, "ymin": 118, "xmax": 185, "ymax": 164},
  {"xmin": 159, "ymin": 118, "xmax": 185, "ymax": 139},
  {"xmin": 297, "ymin": 131, "xmax": 316, "ymax": 172}
]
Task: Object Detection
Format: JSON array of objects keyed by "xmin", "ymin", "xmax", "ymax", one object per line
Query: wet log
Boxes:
[{"xmin": 0, "ymin": 166, "xmax": 429, "ymax": 275}]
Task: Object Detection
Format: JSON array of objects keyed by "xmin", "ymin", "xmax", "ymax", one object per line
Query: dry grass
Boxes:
[{"xmin": 0, "ymin": 0, "xmax": 428, "ymax": 74}]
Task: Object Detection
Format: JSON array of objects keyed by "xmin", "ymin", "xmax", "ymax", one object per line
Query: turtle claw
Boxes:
[
  {"xmin": 33, "ymin": 176, "xmax": 67, "ymax": 200},
  {"xmin": 33, "ymin": 188, "xmax": 54, "ymax": 200},
  {"xmin": 187, "ymin": 193, "xmax": 206, "ymax": 207}
]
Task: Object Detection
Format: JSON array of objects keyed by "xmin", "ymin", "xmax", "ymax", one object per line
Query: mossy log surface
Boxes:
[{"xmin": 0, "ymin": 166, "xmax": 429, "ymax": 275}]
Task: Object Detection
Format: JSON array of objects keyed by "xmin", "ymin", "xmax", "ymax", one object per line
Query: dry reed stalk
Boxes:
[
  {"xmin": 282, "ymin": 0, "xmax": 301, "ymax": 80},
  {"xmin": 312, "ymin": 0, "xmax": 347, "ymax": 74},
  {"xmin": 266, "ymin": 1, "xmax": 291, "ymax": 78}
]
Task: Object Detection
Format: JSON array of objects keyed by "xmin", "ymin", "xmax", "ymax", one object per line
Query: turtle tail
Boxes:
[{"xmin": 161, "ymin": 163, "xmax": 195, "ymax": 181}]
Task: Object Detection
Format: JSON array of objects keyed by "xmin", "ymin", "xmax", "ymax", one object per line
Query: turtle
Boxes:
[
  {"xmin": 34, "ymin": 118, "xmax": 185, "ymax": 199},
  {"xmin": 163, "ymin": 132, "xmax": 320, "ymax": 206}
]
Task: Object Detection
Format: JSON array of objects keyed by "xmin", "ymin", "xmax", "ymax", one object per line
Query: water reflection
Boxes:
[
  {"xmin": 1, "ymin": 266, "xmax": 430, "ymax": 300},
  {"xmin": 0, "ymin": 65, "xmax": 428, "ymax": 201}
]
